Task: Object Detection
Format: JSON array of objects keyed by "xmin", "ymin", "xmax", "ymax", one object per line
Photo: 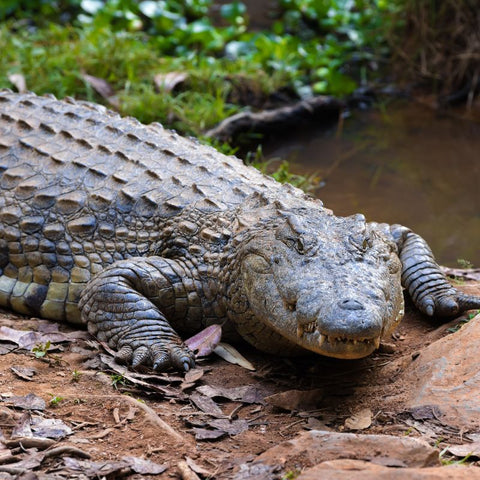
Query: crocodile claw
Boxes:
[
  {"xmin": 114, "ymin": 341, "xmax": 195, "ymax": 372},
  {"xmin": 420, "ymin": 290, "xmax": 480, "ymax": 317}
]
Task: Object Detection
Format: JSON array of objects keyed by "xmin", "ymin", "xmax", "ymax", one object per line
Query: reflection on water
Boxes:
[{"xmin": 264, "ymin": 102, "xmax": 480, "ymax": 267}]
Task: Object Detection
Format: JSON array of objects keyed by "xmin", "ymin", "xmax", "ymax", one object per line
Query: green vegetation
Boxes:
[
  {"xmin": 49, "ymin": 394, "xmax": 65, "ymax": 407},
  {"xmin": 447, "ymin": 310, "xmax": 480, "ymax": 334},
  {"xmin": 0, "ymin": 0, "xmax": 395, "ymax": 138},
  {"xmin": 32, "ymin": 340, "xmax": 51, "ymax": 358},
  {"xmin": 110, "ymin": 373, "xmax": 128, "ymax": 389}
]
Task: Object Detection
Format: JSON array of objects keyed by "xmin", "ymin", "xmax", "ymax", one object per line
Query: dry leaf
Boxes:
[
  {"xmin": 185, "ymin": 456, "xmax": 214, "ymax": 477},
  {"xmin": 446, "ymin": 442, "xmax": 480, "ymax": 458},
  {"xmin": 123, "ymin": 456, "xmax": 168, "ymax": 474},
  {"xmin": 189, "ymin": 392, "xmax": 224, "ymax": 418},
  {"xmin": 11, "ymin": 365, "xmax": 36, "ymax": 381},
  {"xmin": 8, "ymin": 73, "xmax": 27, "ymax": 93},
  {"xmin": 344, "ymin": 408, "xmax": 373, "ymax": 430},
  {"xmin": 0, "ymin": 326, "xmax": 87, "ymax": 350},
  {"xmin": 185, "ymin": 324, "xmax": 222, "ymax": 357},
  {"xmin": 31, "ymin": 417, "xmax": 72, "ymax": 439},
  {"xmin": 213, "ymin": 342, "xmax": 255, "ymax": 370},
  {"xmin": 196, "ymin": 384, "xmax": 264, "ymax": 404},
  {"xmin": 192, "ymin": 428, "xmax": 225, "ymax": 440},
  {"xmin": 154, "ymin": 72, "xmax": 188, "ymax": 92},
  {"xmin": 7, "ymin": 393, "xmax": 46, "ymax": 411},
  {"xmin": 81, "ymin": 73, "xmax": 119, "ymax": 107}
]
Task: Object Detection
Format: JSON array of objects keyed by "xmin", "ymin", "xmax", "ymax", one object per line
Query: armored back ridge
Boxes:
[{"xmin": 1, "ymin": 91, "xmax": 479, "ymax": 371}]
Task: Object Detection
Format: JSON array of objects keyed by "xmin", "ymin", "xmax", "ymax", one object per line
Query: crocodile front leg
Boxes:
[
  {"xmin": 390, "ymin": 224, "xmax": 480, "ymax": 317},
  {"xmin": 78, "ymin": 257, "xmax": 196, "ymax": 371}
]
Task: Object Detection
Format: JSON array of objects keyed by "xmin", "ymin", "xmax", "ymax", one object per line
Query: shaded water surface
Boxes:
[{"xmin": 264, "ymin": 103, "xmax": 480, "ymax": 267}]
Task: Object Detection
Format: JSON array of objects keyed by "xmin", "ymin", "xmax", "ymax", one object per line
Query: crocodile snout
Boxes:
[{"xmin": 338, "ymin": 298, "xmax": 364, "ymax": 311}]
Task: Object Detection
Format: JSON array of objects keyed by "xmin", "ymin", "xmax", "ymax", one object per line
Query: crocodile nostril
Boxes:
[{"xmin": 339, "ymin": 299, "xmax": 364, "ymax": 311}]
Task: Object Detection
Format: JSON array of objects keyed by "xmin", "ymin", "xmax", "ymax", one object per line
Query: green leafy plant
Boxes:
[
  {"xmin": 32, "ymin": 340, "xmax": 51, "ymax": 358},
  {"xmin": 49, "ymin": 394, "xmax": 64, "ymax": 407},
  {"xmin": 447, "ymin": 311, "xmax": 480, "ymax": 334},
  {"xmin": 457, "ymin": 258, "xmax": 474, "ymax": 269},
  {"xmin": 110, "ymin": 373, "xmax": 127, "ymax": 389},
  {"xmin": 71, "ymin": 370, "xmax": 82, "ymax": 382}
]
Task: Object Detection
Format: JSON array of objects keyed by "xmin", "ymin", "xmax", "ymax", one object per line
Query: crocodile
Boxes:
[{"xmin": 1, "ymin": 91, "xmax": 479, "ymax": 371}]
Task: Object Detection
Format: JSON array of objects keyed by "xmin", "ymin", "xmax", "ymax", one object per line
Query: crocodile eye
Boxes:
[
  {"xmin": 349, "ymin": 234, "xmax": 372, "ymax": 253},
  {"xmin": 296, "ymin": 238, "xmax": 305, "ymax": 254},
  {"xmin": 283, "ymin": 236, "xmax": 310, "ymax": 254}
]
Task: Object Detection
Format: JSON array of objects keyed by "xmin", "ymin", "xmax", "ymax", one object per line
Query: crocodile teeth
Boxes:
[
  {"xmin": 297, "ymin": 324, "xmax": 304, "ymax": 338},
  {"xmin": 374, "ymin": 337, "xmax": 381, "ymax": 349},
  {"xmin": 298, "ymin": 321, "xmax": 316, "ymax": 337},
  {"xmin": 305, "ymin": 321, "xmax": 316, "ymax": 333},
  {"xmin": 318, "ymin": 334, "xmax": 326, "ymax": 346}
]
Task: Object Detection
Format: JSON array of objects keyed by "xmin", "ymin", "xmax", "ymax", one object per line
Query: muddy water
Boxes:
[{"xmin": 264, "ymin": 102, "xmax": 480, "ymax": 267}]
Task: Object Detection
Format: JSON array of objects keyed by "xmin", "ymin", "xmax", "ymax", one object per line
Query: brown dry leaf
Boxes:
[
  {"xmin": 81, "ymin": 73, "xmax": 119, "ymax": 108},
  {"xmin": 11, "ymin": 366, "xmax": 36, "ymax": 381},
  {"xmin": 184, "ymin": 368, "xmax": 204, "ymax": 384},
  {"xmin": 99, "ymin": 354, "xmax": 185, "ymax": 399},
  {"xmin": 8, "ymin": 73, "xmax": 27, "ymax": 93},
  {"xmin": 7, "ymin": 393, "xmax": 46, "ymax": 411},
  {"xmin": 123, "ymin": 456, "xmax": 168, "ymax": 474},
  {"xmin": 265, "ymin": 389, "xmax": 324, "ymax": 411},
  {"xmin": 189, "ymin": 392, "xmax": 224, "ymax": 418},
  {"xmin": 63, "ymin": 457, "xmax": 130, "ymax": 477},
  {"xmin": 192, "ymin": 418, "xmax": 248, "ymax": 441},
  {"xmin": 344, "ymin": 408, "xmax": 373, "ymax": 430},
  {"xmin": 196, "ymin": 384, "xmax": 264, "ymax": 404},
  {"xmin": 181, "ymin": 368, "xmax": 205, "ymax": 390},
  {"xmin": 154, "ymin": 71, "xmax": 188, "ymax": 92},
  {"xmin": 305, "ymin": 417, "xmax": 331, "ymax": 430},
  {"xmin": 213, "ymin": 342, "xmax": 255, "ymax": 371},
  {"xmin": 0, "ymin": 450, "xmax": 44, "ymax": 472},
  {"xmin": 0, "ymin": 326, "xmax": 87, "ymax": 350},
  {"xmin": 209, "ymin": 418, "xmax": 249, "ymax": 435},
  {"xmin": 192, "ymin": 427, "xmax": 226, "ymax": 441},
  {"xmin": 31, "ymin": 417, "xmax": 72, "ymax": 439},
  {"xmin": 11, "ymin": 412, "xmax": 32, "ymax": 438},
  {"xmin": 185, "ymin": 456, "xmax": 214, "ymax": 477},
  {"xmin": 446, "ymin": 442, "xmax": 480, "ymax": 458}
]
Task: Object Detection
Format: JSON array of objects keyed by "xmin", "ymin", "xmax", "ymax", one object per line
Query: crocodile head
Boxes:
[{"xmin": 236, "ymin": 208, "xmax": 404, "ymax": 359}]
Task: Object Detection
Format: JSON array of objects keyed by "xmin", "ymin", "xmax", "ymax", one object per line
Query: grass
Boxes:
[{"xmin": 0, "ymin": 0, "xmax": 398, "ymax": 188}]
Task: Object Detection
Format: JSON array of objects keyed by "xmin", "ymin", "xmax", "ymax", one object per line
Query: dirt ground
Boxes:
[{"xmin": 0, "ymin": 279, "xmax": 479, "ymax": 479}]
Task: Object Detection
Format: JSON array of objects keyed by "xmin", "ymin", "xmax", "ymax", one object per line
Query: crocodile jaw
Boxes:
[{"xmin": 296, "ymin": 304, "xmax": 405, "ymax": 359}]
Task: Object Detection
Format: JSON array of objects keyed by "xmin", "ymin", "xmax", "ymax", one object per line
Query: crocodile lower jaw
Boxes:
[{"xmin": 297, "ymin": 321, "xmax": 381, "ymax": 359}]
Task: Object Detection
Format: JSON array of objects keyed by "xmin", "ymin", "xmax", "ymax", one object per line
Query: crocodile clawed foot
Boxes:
[
  {"xmin": 420, "ymin": 290, "xmax": 480, "ymax": 318},
  {"xmin": 114, "ymin": 342, "xmax": 195, "ymax": 372}
]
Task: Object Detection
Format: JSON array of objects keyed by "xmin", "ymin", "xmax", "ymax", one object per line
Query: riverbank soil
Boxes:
[{"xmin": 0, "ymin": 281, "xmax": 479, "ymax": 479}]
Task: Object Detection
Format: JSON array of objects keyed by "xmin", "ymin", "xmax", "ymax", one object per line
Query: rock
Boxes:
[
  {"xmin": 297, "ymin": 459, "xmax": 480, "ymax": 479},
  {"xmin": 401, "ymin": 314, "xmax": 480, "ymax": 429},
  {"xmin": 232, "ymin": 430, "xmax": 440, "ymax": 476}
]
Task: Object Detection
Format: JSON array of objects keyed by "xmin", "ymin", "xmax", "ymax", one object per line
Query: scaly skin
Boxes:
[{"xmin": 0, "ymin": 91, "xmax": 479, "ymax": 371}]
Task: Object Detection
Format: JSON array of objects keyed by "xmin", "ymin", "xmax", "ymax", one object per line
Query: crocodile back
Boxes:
[{"xmin": 0, "ymin": 91, "xmax": 282, "ymax": 322}]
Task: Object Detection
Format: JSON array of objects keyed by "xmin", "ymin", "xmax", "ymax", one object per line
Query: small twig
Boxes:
[
  {"xmin": 44, "ymin": 445, "xmax": 91, "ymax": 459},
  {"xmin": 177, "ymin": 460, "xmax": 201, "ymax": 480},
  {"xmin": 120, "ymin": 395, "xmax": 185, "ymax": 443},
  {"xmin": 227, "ymin": 404, "xmax": 244, "ymax": 421},
  {"xmin": 280, "ymin": 419, "xmax": 305, "ymax": 432},
  {"xmin": 56, "ymin": 393, "xmax": 185, "ymax": 443},
  {"xmin": 5, "ymin": 437, "xmax": 55, "ymax": 449}
]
